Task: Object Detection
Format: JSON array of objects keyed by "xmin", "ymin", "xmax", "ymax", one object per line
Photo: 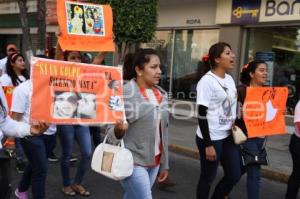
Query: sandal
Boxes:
[
  {"xmin": 62, "ymin": 186, "xmax": 76, "ymax": 196},
  {"xmin": 71, "ymin": 184, "xmax": 91, "ymax": 197}
]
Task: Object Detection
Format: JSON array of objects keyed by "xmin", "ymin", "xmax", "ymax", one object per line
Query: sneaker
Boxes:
[
  {"xmin": 16, "ymin": 162, "xmax": 26, "ymax": 174},
  {"xmin": 15, "ymin": 188, "xmax": 28, "ymax": 199},
  {"xmin": 70, "ymin": 154, "xmax": 78, "ymax": 163},
  {"xmin": 48, "ymin": 152, "xmax": 59, "ymax": 162}
]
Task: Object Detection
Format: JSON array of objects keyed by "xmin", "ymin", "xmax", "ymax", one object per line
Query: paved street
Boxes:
[
  {"xmin": 11, "ymin": 151, "xmax": 289, "ymax": 199},
  {"xmin": 168, "ymin": 116, "xmax": 294, "ymax": 175}
]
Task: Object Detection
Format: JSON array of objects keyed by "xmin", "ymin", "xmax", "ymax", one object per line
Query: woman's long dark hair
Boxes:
[
  {"xmin": 123, "ymin": 53, "xmax": 135, "ymax": 81},
  {"xmin": 240, "ymin": 60, "xmax": 267, "ymax": 85},
  {"xmin": 6, "ymin": 53, "xmax": 29, "ymax": 86},
  {"xmin": 132, "ymin": 48, "xmax": 160, "ymax": 78}
]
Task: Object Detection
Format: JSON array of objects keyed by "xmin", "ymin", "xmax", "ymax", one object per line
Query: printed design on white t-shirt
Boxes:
[{"xmin": 210, "ymin": 76, "xmax": 236, "ymax": 126}]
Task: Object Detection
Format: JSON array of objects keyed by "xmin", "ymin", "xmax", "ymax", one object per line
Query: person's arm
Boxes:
[
  {"xmin": 296, "ymin": 122, "xmax": 300, "ymax": 131},
  {"xmin": 0, "ymin": 115, "xmax": 30, "ymax": 137},
  {"xmin": 55, "ymin": 42, "xmax": 64, "ymax": 61},
  {"xmin": 235, "ymin": 85, "xmax": 248, "ymax": 134},
  {"xmin": 196, "ymin": 77, "xmax": 217, "ymax": 161},
  {"xmin": 92, "ymin": 52, "xmax": 105, "ymax": 65},
  {"xmin": 198, "ymin": 105, "xmax": 212, "ymax": 147},
  {"xmin": 294, "ymin": 101, "xmax": 300, "ymax": 133},
  {"xmin": 1, "ymin": 115, "xmax": 48, "ymax": 137}
]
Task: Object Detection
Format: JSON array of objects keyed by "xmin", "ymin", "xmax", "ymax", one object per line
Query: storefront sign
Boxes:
[
  {"xmin": 30, "ymin": 57, "xmax": 124, "ymax": 125},
  {"xmin": 231, "ymin": 0, "xmax": 261, "ymax": 24},
  {"xmin": 186, "ymin": 19, "xmax": 201, "ymax": 25},
  {"xmin": 260, "ymin": 0, "xmax": 300, "ymax": 22},
  {"xmin": 255, "ymin": 52, "xmax": 275, "ymax": 86},
  {"xmin": 216, "ymin": 0, "xmax": 300, "ymax": 24}
]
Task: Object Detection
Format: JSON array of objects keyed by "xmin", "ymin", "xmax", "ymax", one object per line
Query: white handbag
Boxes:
[
  {"xmin": 91, "ymin": 135, "xmax": 134, "ymax": 181},
  {"xmin": 232, "ymin": 125, "xmax": 247, "ymax": 145}
]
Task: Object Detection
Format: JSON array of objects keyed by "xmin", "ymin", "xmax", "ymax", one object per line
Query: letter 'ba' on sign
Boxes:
[{"xmin": 260, "ymin": 0, "xmax": 300, "ymax": 22}]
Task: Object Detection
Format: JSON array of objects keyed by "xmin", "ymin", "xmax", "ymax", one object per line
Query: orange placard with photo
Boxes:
[
  {"xmin": 243, "ymin": 87, "xmax": 288, "ymax": 138},
  {"xmin": 30, "ymin": 57, "xmax": 124, "ymax": 124},
  {"xmin": 57, "ymin": 0, "xmax": 115, "ymax": 52},
  {"xmin": 2, "ymin": 86, "xmax": 15, "ymax": 114}
]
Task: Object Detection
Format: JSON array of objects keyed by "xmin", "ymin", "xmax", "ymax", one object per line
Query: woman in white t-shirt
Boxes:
[
  {"xmin": 196, "ymin": 42, "xmax": 241, "ymax": 199},
  {"xmin": 0, "ymin": 52, "xmax": 29, "ymax": 174},
  {"xmin": 0, "ymin": 52, "xmax": 29, "ymax": 86},
  {"xmin": 0, "ymin": 84, "xmax": 47, "ymax": 199},
  {"xmin": 12, "ymin": 80, "xmax": 56, "ymax": 199},
  {"xmin": 286, "ymin": 101, "xmax": 300, "ymax": 199}
]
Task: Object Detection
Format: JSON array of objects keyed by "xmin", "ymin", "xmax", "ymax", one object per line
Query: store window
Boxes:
[
  {"xmin": 172, "ymin": 29, "xmax": 219, "ymax": 101},
  {"xmin": 245, "ymin": 27, "xmax": 300, "ymax": 115},
  {"xmin": 142, "ymin": 29, "xmax": 219, "ymax": 100}
]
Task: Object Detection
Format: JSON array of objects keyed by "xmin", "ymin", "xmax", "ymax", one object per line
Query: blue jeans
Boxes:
[
  {"xmin": 18, "ymin": 135, "xmax": 56, "ymax": 199},
  {"xmin": 58, "ymin": 125, "xmax": 92, "ymax": 186},
  {"xmin": 242, "ymin": 137, "xmax": 265, "ymax": 199},
  {"xmin": 196, "ymin": 135, "xmax": 242, "ymax": 199},
  {"xmin": 121, "ymin": 165, "xmax": 160, "ymax": 199}
]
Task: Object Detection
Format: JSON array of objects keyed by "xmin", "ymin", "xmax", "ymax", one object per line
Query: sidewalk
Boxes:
[{"xmin": 168, "ymin": 116, "xmax": 293, "ymax": 183}]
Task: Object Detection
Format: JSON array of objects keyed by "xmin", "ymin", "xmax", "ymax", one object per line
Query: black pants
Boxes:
[
  {"xmin": 0, "ymin": 158, "xmax": 11, "ymax": 199},
  {"xmin": 196, "ymin": 136, "xmax": 241, "ymax": 199},
  {"xmin": 286, "ymin": 134, "xmax": 300, "ymax": 199}
]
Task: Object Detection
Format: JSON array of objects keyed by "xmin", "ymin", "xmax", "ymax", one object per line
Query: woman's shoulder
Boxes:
[
  {"xmin": 196, "ymin": 73, "xmax": 214, "ymax": 88},
  {"xmin": 225, "ymin": 73, "xmax": 235, "ymax": 83}
]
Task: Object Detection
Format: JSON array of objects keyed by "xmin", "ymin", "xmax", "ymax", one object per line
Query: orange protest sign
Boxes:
[
  {"xmin": 57, "ymin": 0, "xmax": 115, "ymax": 52},
  {"xmin": 2, "ymin": 86, "xmax": 15, "ymax": 114},
  {"xmin": 30, "ymin": 57, "xmax": 124, "ymax": 124},
  {"xmin": 243, "ymin": 87, "xmax": 288, "ymax": 138}
]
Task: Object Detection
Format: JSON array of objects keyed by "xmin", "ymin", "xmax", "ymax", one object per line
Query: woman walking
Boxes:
[
  {"xmin": 0, "ymin": 52, "xmax": 29, "ymax": 173},
  {"xmin": 107, "ymin": 48, "xmax": 169, "ymax": 199},
  {"xmin": 55, "ymin": 47, "xmax": 92, "ymax": 197},
  {"xmin": 235, "ymin": 60, "xmax": 268, "ymax": 199},
  {"xmin": 285, "ymin": 100, "xmax": 300, "ymax": 198},
  {"xmin": 196, "ymin": 42, "xmax": 241, "ymax": 199},
  {"xmin": 0, "ymin": 84, "xmax": 47, "ymax": 199},
  {"xmin": 13, "ymin": 80, "xmax": 56, "ymax": 199}
]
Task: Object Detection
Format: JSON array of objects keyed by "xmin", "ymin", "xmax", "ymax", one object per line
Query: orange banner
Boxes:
[
  {"xmin": 243, "ymin": 87, "xmax": 288, "ymax": 138},
  {"xmin": 30, "ymin": 57, "xmax": 124, "ymax": 124},
  {"xmin": 2, "ymin": 86, "xmax": 15, "ymax": 114},
  {"xmin": 57, "ymin": 0, "xmax": 115, "ymax": 52}
]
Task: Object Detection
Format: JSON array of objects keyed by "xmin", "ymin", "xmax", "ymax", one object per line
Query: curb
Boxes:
[{"xmin": 169, "ymin": 144, "xmax": 290, "ymax": 184}]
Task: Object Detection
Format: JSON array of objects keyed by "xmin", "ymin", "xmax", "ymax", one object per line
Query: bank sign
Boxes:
[{"xmin": 216, "ymin": 0, "xmax": 300, "ymax": 24}]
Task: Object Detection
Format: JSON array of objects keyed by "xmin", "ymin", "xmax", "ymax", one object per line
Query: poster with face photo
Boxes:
[
  {"xmin": 57, "ymin": 0, "xmax": 114, "ymax": 52},
  {"xmin": 30, "ymin": 57, "xmax": 124, "ymax": 125}
]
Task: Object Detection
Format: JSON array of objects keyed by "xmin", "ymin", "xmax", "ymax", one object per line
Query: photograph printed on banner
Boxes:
[
  {"xmin": 52, "ymin": 91, "xmax": 97, "ymax": 119},
  {"xmin": 66, "ymin": 1, "xmax": 105, "ymax": 36}
]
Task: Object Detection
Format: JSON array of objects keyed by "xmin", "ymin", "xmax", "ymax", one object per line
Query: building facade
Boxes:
[
  {"xmin": 0, "ymin": 0, "xmax": 299, "ymax": 115},
  {"xmin": 142, "ymin": 0, "xmax": 300, "ymax": 116}
]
